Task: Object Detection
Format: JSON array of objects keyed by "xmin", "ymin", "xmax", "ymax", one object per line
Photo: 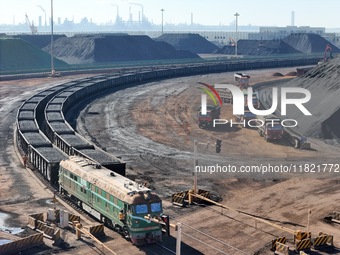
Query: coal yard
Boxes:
[{"xmin": 0, "ymin": 31, "xmax": 339, "ymax": 255}]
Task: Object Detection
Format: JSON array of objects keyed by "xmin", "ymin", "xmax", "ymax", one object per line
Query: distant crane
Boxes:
[
  {"xmin": 324, "ymin": 44, "xmax": 333, "ymax": 61},
  {"xmin": 228, "ymin": 37, "xmax": 236, "ymax": 46},
  {"xmin": 319, "ymin": 44, "xmax": 334, "ymax": 65},
  {"xmin": 25, "ymin": 13, "xmax": 38, "ymax": 34}
]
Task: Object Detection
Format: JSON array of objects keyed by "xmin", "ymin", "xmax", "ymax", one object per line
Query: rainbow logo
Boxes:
[{"xmin": 197, "ymin": 82, "xmax": 222, "ymax": 115}]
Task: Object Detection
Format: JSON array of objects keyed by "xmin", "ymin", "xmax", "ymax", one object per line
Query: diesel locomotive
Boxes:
[{"xmin": 59, "ymin": 156, "xmax": 164, "ymax": 245}]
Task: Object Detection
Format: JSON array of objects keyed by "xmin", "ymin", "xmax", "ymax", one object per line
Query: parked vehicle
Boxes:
[
  {"xmin": 243, "ymin": 90, "xmax": 260, "ymax": 109},
  {"xmin": 257, "ymin": 115, "xmax": 283, "ymax": 142},
  {"xmin": 234, "ymin": 73, "xmax": 250, "ymax": 89},
  {"xmin": 235, "ymin": 110, "xmax": 257, "ymax": 128},
  {"xmin": 217, "ymin": 89, "xmax": 233, "ymax": 103},
  {"xmin": 197, "ymin": 105, "xmax": 220, "ymax": 128}
]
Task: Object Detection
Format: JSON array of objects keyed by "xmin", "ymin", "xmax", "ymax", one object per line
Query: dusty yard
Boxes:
[
  {"xmin": 0, "ymin": 68, "xmax": 339, "ymax": 255},
  {"xmin": 77, "ymin": 68, "xmax": 340, "ymax": 254}
]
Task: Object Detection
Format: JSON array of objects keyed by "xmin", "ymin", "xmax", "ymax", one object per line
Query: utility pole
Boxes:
[
  {"xmin": 307, "ymin": 209, "xmax": 311, "ymax": 232},
  {"xmin": 193, "ymin": 140, "xmax": 198, "ymax": 194},
  {"xmin": 161, "ymin": 9, "xmax": 165, "ymax": 35},
  {"xmin": 234, "ymin": 12, "xmax": 240, "ymax": 56},
  {"xmin": 50, "ymin": 0, "xmax": 55, "ymax": 76},
  {"xmin": 193, "ymin": 140, "xmax": 210, "ymax": 194},
  {"xmin": 176, "ymin": 223, "xmax": 181, "ymax": 255}
]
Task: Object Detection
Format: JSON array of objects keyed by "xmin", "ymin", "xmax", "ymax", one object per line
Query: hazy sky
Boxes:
[{"xmin": 0, "ymin": 0, "xmax": 339, "ymax": 28}]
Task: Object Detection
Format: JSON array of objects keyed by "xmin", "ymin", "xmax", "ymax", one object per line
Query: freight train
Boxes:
[
  {"xmin": 16, "ymin": 58, "xmax": 318, "ymax": 244},
  {"xmin": 17, "ymin": 58, "xmax": 319, "ymax": 183},
  {"xmin": 59, "ymin": 156, "xmax": 164, "ymax": 244}
]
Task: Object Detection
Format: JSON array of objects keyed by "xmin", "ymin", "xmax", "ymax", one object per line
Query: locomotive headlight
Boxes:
[
  {"xmin": 135, "ymin": 220, "xmax": 140, "ymax": 224},
  {"xmin": 143, "ymin": 191, "xmax": 151, "ymax": 200}
]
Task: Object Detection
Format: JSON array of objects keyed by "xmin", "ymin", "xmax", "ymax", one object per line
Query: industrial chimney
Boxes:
[{"xmin": 291, "ymin": 11, "xmax": 295, "ymax": 26}]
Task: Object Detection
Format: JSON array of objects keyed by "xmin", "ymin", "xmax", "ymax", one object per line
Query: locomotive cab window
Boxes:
[
  {"xmin": 151, "ymin": 202, "xmax": 161, "ymax": 213},
  {"xmin": 135, "ymin": 204, "xmax": 148, "ymax": 214}
]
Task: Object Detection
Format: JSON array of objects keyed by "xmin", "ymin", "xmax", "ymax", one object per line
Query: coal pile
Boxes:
[
  {"xmin": 18, "ymin": 120, "xmax": 39, "ymax": 132},
  {"xmin": 23, "ymin": 133, "xmax": 51, "ymax": 147},
  {"xmin": 43, "ymin": 34, "xmax": 200, "ymax": 65},
  {"xmin": 155, "ymin": 33, "xmax": 220, "ymax": 54},
  {"xmin": 283, "ymin": 33, "xmax": 340, "ymax": 53},
  {"xmin": 273, "ymin": 56, "xmax": 340, "ymax": 139},
  {"xmin": 215, "ymin": 40, "xmax": 300, "ymax": 55},
  {"xmin": 0, "ymin": 38, "xmax": 68, "ymax": 72},
  {"xmin": 36, "ymin": 147, "xmax": 66, "ymax": 162},
  {"xmin": 59, "ymin": 134, "xmax": 94, "ymax": 149},
  {"xmin": 49, "ymin": 122, "xmax": 74, "ymax": 134},
  {"xmin": 13, "ymin": 34, "xmax": 67, "ymax": 49}
]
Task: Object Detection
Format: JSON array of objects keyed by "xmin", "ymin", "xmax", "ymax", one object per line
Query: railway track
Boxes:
[
  {"xmin": 13, "ymin": 60, "xmax": 327, "ymax": 254},
  {"xmin": 16, "ymin": 58, "xmax": 321, "ymax": 186},
  {"xmin": 142, "ymin": 243, "xmax": 176, "ymax": 255},
  {"xmin": 166, "ymin": 209, "xmax": 251, "ymax": 255}
]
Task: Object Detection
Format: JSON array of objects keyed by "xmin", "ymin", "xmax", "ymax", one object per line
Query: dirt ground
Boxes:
[
  {"xmin": 0, "ymin": 68, "xmax": 339, "ymax": 255},
  {"xmin": 77, "ymin": 68, "xmax": 340, "ymax": 254}
]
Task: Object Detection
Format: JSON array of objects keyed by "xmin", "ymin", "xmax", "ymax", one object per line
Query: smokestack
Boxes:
[
  {"xmin": 129, "ymin": 6, "xmax": 132, "ymax": 22},
  {"xmin": 191, "ymin": 13, "xmax": 193, "ymax": 25},
  {"xmin": 129, "ymin": 3, "xmax": 143, "ymax": 23},
  {"xmin": 291, "ymin": 11, "xmax": 295, "ymax": 26},
  {"xmin": 36, "ymin": 5, "xmax": 47, "ymax": 27}
]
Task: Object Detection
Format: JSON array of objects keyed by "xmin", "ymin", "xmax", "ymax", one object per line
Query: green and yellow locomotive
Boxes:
[{"xmin": 59, "ymin": 156, "xmax": 163, "ymax": 244}]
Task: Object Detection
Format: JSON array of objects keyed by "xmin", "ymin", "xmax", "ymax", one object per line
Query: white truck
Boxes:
[{"xmin": 234, "ymin": 73, "xmax": 250, "ymax": 89}]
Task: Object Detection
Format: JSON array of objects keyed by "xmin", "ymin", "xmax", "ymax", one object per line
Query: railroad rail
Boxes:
[
  {"xmin": 188, "ymin": 191, "xmax": 337, "ymax": 254},
  {"xmin": 15, "ymin": 57, "xmax": 322, "ymax": 253},
  {"xmin": 16, "ymin": 57, "xmax": 320, "ymax": 188},
  {"xmin": 1, "ymin": 54, "xmax": 321, "ymax": 81}
]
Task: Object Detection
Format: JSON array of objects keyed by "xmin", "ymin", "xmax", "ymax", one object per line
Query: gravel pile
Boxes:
[
  {"xmin": 155, "ymin": 33, "xmax": 220, "ymax": 54},
  {"xmin": 43, "ymin": 34, "xmax": 200, "ymax": 65}
]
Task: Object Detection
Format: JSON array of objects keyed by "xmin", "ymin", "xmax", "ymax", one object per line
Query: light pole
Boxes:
[
  {"xmin": 234, "ymin": 12, "xmax": 240, "ymax": 56},
  {"xmin": 161, "ymin": 9, "xmax": 164, "ymax": 35},
  {"xmin": 50, "ymin": 0, "xmax": 55, "ymax": 76},
  {"xmin": 193, "ymin": 140, "xmax": 210, "ymax": 194}
]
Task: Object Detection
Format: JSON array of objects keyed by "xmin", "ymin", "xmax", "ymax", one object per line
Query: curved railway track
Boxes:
[
  {"xmin": 14, "ymin": 58, "xmax": 322, "ymax": 254},
  {"xmin": 16, "ymin": 57, "xmax": 320, "ymax": 188}
]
